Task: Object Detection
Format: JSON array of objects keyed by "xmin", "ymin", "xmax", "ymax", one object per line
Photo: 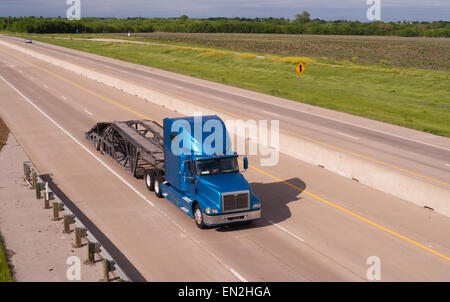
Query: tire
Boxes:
[
  {"xmin": 154, "ymin": 175, "xmax": 164, "ymax": 198},
  {"xmin": 193, "ymin": 204, "xmax": 206, "ymax": 229},
  {"xmin": 144, "ymin": 170, "xmax": 155, "ymax": 191},
  {"xmin": 94, "ymin": 138, "xmax": 100, "ymax": 151}
]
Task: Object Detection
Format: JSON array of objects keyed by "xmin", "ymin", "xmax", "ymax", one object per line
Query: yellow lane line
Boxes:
[
  {"xmin": 3, "ymin": 45, "xmax": 449, "ymax": 188},
  {"xmin": 3, "ymin": 48, "xmax": 450, "ymax": 262},
  {"xmin": 249, "ymin": 163, "xmax": 450, "ymax": 262}
]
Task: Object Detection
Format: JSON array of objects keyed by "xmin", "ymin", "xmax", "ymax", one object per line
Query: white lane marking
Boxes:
[
  {"xmin": 84, "ymin": 109, "xmax": 93, "ymax": 116},
  {"xmin": 267, "ymin": 219, "xmax": 305, "ymax": 243},
  {"xmin": 29, "ymin": 76, "xmax": 33, "ymax": 80},
  {"xmin": 210, "ymin": 95, "xmax": 225, "ymax": 101},
  {"xmin": 0, "ymin": 74, "xmax": 246, "ymax": 282},
  {"xmin": 173, "ymin": 85, "xmax": 184, "ymax": 89},
  {"xmin": 446, "ymin": 163, "xmax": 450, "ymax": 167},
  {"xmin": 18, "ymin": 70, "xmax": 23, "ymax": 73},
  {"xmin": 262, "ymin": 110, "xmax": 280, "ymax": 117},
  {"xmin": 61, "ymin": 96, "xmax": 67, "ymax": 100},
  {"xmin": 335, "ymin": 131, "xmax": 359, "ymax": 140},
  {"xmin": 229, "ymin": 268, "xmax": 248, "ymax": 282},
  {"xmin": 43, "ymin": 84, "xmax": 48, "ymax": 88}
]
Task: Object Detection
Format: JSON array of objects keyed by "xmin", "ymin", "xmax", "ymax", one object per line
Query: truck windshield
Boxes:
[{"xmin": 195, "ymin": 157, "xmax": 239, "ymax": 176}]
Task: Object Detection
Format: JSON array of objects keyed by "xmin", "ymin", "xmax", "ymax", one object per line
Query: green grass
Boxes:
[
  {"xmin": 0, "ymin": 117, "xmax": 13, "ymax": 282},
  {"xmin": 18, "ymin": 35, "xmax": 450, "ymax": 137},
  {"xmin": 0, "ymin": 237, "xmax": 13, "ymax": 282}
]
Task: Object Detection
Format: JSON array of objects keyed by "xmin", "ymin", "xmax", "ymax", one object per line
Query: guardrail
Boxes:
[{"xmin": 23, "ymin": 161, "xmax": 147, "ymax": 282}]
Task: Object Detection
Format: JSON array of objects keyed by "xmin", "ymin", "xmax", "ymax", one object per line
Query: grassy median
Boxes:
[
  {"xmin": 16, "ymin": 34, "xmax": 450, "ymax": 137},
  {"xmin": 0, "ymin": 117, "xmax": 13, "ymax": 282}
]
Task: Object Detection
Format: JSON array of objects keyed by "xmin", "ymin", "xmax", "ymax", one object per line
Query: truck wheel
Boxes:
[
  {"xmin": 154, "ymin": 175, "xmax": 163, "ymax": 198},
  {"xmin": 194, "ymin": 204, "xmax": 206, "ymax": 229},
  {"xmin": 94, "ymin": 138, "xmax": 100, "ymax": 151},
  {"xmin": 144, "ymin": 170, "xmax": 155, "ymax": 191}
]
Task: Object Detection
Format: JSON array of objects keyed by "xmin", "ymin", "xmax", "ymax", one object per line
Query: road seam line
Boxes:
[{"xmin": 334, "ymin": 131, "xmax": 359, "ymax": 140}]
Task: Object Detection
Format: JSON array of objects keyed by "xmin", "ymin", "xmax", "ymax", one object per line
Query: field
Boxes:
[
  {"xmin": 124, "ymin": 33, "xmax": 450, "ymax": 71},
  {"xmin": 0, "ymin": 117, "xmax": 13, "ymax": 282},
  {"xmin": 11, "ymin": 33, "xmax": 450, "ymax": 137}
]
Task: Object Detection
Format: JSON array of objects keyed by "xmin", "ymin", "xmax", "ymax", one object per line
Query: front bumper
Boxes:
[{"xmin": 203, "ymin": 209, "xmax": 261, "ymax": 226}]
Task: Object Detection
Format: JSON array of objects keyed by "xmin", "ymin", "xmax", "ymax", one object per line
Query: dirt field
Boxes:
[{"xmin": 127, "ymin": 32, "xmax": 450, "ymax": 71}]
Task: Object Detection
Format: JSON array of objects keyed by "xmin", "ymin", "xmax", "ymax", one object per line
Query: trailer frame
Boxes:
[{"xmin": 85, "ymin": 120, "xmax": 165, "ymax": 179}]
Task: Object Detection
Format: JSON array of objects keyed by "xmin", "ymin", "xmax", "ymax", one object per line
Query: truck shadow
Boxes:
[{"xmin": 215, "ymin": 177, "xmax": 306, "ymax": 232}]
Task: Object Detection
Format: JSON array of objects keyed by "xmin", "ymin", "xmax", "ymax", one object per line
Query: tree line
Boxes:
[{"xmin": 0, "ymin": 16, "xmax": 448, "ymax": 37}]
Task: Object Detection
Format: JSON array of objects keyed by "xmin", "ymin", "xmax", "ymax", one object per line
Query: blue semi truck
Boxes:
[{"xmin": 86, "ymin": 115, "xmax": 261, "ymax": 228}]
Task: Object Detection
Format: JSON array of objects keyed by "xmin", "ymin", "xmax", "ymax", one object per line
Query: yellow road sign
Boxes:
[{"xmin": 296, "ymin": 62, "xmax": 306, "ymax": 77}]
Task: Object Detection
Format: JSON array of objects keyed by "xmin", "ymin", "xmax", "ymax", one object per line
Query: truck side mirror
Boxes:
[
  {"xmin": 188, "ymin": 160, "xmax": 194, "ymax": 175},
  {"xmin": 243, "ymin": 156, "xmax": 249, "ymax": 170},
  {"xmin": 183, "ymin": 160, "xmax": 195, "ymax": 175}
]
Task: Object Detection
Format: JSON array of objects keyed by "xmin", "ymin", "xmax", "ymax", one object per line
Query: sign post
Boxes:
[{"xmin": 296, "ymin": 61, "xmax": 306, "ymax": 96}]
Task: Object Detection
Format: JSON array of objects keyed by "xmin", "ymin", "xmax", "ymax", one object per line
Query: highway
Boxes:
[{"xmin": 0, "ymin": 35, "xmax": 449, "ymax": 281}]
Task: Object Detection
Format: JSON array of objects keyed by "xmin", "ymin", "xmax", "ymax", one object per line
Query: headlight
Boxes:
[
  {"xmin": 253, "ymin": 203, "xmax": 261, "ymax": 209},
  {"xmin": 205, "ymin": 208, "xmax": 219, "ymax": 214}
]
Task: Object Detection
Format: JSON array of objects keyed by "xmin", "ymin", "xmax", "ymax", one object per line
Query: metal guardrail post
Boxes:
[
  {"xmin": 63, "ymin": 214, "xmax": 75, "ymax": 234},
  {"xmin": 24, "ymin": 163, "xmax": 30, "ymax": 183},
  {"xmin": 44, "ymin": 182, "xmax": 53, "ymax": 209},
  {"xmin": 44, "ymin": 192, "xmax": 53, "ymax": 209},
  {"xmin": 31, "ymin": 172, "xmax": 37, "ymax": 190},
  {"xmin": 35, "ymin": 182, "xmax": 43, "ymax": 199},
  {"xmin": 52, "ymin": 202, "xmax": 60, "ymax": 221},
  {"xmin": 86, "ymin": 242, "xmax": 96, "ymax": 264},
  {"xmin": 103, "ymin": 259, "xmax": 110, "ymax": 282},
  {"xmin": 74, "ymin": 227, "xmax": 87, "ymax": 248}
]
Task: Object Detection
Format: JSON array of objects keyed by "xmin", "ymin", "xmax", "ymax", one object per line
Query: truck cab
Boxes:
[{"xmin": 159, "ymin": 116, "xmax": 261, "ymax": 228}]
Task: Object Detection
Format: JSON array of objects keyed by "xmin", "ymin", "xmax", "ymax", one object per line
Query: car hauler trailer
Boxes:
[{"xmin": 85, "ymin": 116, "xmax": 261, "ymax": 228}]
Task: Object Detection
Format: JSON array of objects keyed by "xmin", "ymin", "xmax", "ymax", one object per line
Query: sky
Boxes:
[{"xmin": 0, "ymin": 0, "xmax": 449, "ymax": 22}]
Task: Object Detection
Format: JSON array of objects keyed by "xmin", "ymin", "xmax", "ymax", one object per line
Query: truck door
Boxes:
[
  {"xmin": 185, "ymin": 160, "xmax": 197, "ymax": 196},
  {"xmin": 181, "ymin": 160, "xmax": 197, "ymax": 211}
]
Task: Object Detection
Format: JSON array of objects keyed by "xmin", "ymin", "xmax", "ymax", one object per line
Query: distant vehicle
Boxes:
[
  {"xmin": 85, "ymin": 116, "xmax": 261, "ymax": 229},
  {"xmin": 24, "ymin": 39, "xmax": 32, "ymax": 44}
]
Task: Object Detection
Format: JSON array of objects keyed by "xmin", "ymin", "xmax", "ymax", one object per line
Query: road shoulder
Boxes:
[{"xmin": 0, "ymin": 133, "xmax": 102, "ymax": 281}]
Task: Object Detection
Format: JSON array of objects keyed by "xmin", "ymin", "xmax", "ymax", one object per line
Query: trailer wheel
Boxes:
[
  {"xmin": 194, "ymin": 204, "xmax": 206, "ymax": 229},
  {"xmin": 94, "ymin": 138, "xmax": 100, "ymax": 151},
  {"xmin": 144, "ymin": 170, "xmax": 155, "ymax": 191},
  {"xmin": 154, "ymin": 175, "xmax": 163, "ymax": 198}
]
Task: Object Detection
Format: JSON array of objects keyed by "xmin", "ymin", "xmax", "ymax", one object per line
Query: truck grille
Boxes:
[{"xmin": 222, "ymin": 191, "xmax": 250, "ymax": 213}]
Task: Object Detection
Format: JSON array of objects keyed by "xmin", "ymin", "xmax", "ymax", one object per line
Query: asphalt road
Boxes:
[{"xmin": 0, "ymin": 36, "xmax": 449, "ymax": 281}]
